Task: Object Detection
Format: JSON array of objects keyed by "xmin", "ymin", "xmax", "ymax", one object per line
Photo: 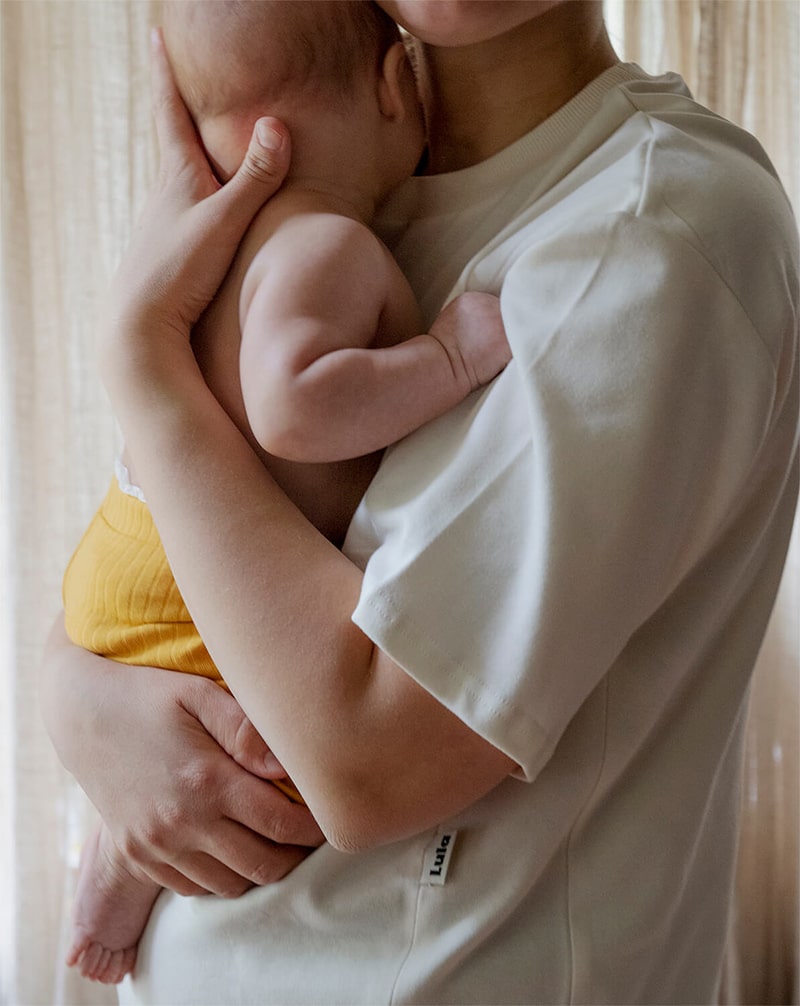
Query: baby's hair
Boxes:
[
  {"xmin": 165, "ymin": 1, "xmax": 401, "ymax": 120},
  {"xmin": 274, "ymin": 0, "xmax": 401, "ymax": 97}
]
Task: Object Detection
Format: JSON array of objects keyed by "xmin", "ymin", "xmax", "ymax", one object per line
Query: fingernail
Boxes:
[{"xmin": 256, "ymin": 119, "xmax": 283, "ymax": 151}]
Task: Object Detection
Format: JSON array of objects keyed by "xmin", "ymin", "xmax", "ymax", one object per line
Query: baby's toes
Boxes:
[{"xmin": 98, "ymin": 946, "xmax": 137, "ymax": 984}]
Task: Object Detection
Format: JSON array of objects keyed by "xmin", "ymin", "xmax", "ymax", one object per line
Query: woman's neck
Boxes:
[{"xmin": 414, "ymin": 2, "xmax": 619, "ymax": 174}]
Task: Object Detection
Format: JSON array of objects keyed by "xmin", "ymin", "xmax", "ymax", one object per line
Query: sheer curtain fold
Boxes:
[
  {"xmin": 605, "ymin": 5, "xmax": 799, "ymax": 1003},
  {"xmin": 1, "ymin": 2, "xmax": 797, "ymax": 1004},
  {"xmin": 1, "ymin": 3, "xmax": 156, "ymax": 1003}
]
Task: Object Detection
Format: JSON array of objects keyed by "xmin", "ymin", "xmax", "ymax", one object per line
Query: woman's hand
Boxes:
[
  {"xmin": 41, "ymin": 619, "xmax": 324, "ymax": 897},
  {"xmin": 103, "ymin": 27, "xmax": 291, "ymax": 345}
]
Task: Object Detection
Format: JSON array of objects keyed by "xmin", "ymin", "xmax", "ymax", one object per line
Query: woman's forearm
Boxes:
[
  {"xmin": 102, "ymin": 343, "xmax": 373, "ymax": 832},
  {"xmin": 104, "ymin": 339, "xmax": 513, "ymax": 851}
]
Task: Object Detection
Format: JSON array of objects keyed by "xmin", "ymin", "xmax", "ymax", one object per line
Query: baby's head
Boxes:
[{"xmin": 163, "ymin": 1, "xmax": 422, "ymax": 187}]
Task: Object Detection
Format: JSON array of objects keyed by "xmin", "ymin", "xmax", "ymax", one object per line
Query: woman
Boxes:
[{"xmin": 43, "ymin": 1, "xmax": 799, "ymax": 1002}]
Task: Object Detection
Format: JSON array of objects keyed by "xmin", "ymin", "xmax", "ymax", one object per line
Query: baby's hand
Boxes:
[{"xmin": 429, "ymin": 292, "xmax": 511, "ymax": 393}]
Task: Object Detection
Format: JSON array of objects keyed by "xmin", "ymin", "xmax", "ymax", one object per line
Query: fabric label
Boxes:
[{"xmin": 421, "ymin": 830, "xmax": 458, "ymax": 886}]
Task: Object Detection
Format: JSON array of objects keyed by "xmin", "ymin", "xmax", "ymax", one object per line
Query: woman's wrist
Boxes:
[{"xmin": 99, "ymin": 313, "xmax": 198, "ymax": 416}]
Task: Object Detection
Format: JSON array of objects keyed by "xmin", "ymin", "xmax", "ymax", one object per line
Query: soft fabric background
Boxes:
[{"xmin": 1, "ymin": 2, "xmax": 797, "ymax": 1003}]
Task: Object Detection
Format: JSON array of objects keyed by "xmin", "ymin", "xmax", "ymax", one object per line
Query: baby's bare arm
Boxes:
[{"xmin": 239, "ymin": 216, "xmax": 510, "ymax": 463}]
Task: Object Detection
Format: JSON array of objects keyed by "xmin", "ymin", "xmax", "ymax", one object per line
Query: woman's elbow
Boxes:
[
  {"xmin": 320, "ymin": 810, "xmax": 389, "ymax": 855},
  {"xmin": 310, "ymin": 783, "xmax": 424, "ymax": 855}
]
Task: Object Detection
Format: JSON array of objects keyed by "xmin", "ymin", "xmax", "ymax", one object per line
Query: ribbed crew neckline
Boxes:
[{"xmin": 381, "ymin": 63, "xmax": 650, "ymax": 220}]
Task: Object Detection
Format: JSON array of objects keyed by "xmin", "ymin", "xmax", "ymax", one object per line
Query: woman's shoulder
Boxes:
[
  {"xmin": 603, "ymin": 71, "xmax": 796, "ymax": 257},
  {"xmin": 495, "ymin": 72, "xmax": 798, "ymax": 357}
]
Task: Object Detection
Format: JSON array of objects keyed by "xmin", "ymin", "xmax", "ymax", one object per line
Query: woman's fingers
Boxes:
[
  {"xmin": 125, "ymin": 806, "xmax": 314, "ymax": 897},
  {"xmin": 142, "ymin": 850, "xmax": 255, "ymax": 900},
  {"xmin": 149, "ymin": 27, "xmax": 206, "ymax": 180},
  {"xmin": 149, "ymin": 24, "xmax": 290, "ymax": 206},
  {"xmin": 103, "ymin": 107, "xmax": 290, "ymax": 342},
  {"xmin": 194, "ymin": 116, "xmax": 291, "ymax": 257},
  {"xmin": 218, "ymin": 116, "xmax": 291, "ymax": 216},
  {"xmin": 183, "ymin": 681, "xmax": 283, "ymax": 780},
  {"xmin": 43, "ymin": 633, "xmax": 317, "ymax": 898},
  {"xmin": 220, "ymin": 767, "xmax": 325, "ymax": 849},
  {"xmin": 117, "ymin": 679, "xmax": 322, "ymax": 892},
  {"xmin": 99, "ymin": 29, "xmax": 292, "ymax": 349},
  {"xmin": 215, "ymin": 823, "xmax": 311, "ymax": 889},
  {"xmin": 138, "ymin": 861, "xmax": 213, "ymax": 899},
  {"xmin": 113, "ymin": 776, "xmax": 318, "ymax": 896},
  {"xmin": 142, "ymin": 844, "xmax": 310, "ymax": 899},
  {"xmin": 197, "ymin": 819, "xmax": 312, "ymax": 892}
]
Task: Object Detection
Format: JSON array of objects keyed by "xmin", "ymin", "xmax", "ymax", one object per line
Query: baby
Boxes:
[{"xmin": 63, "ymin": 0, "xmax": 510, "ymax": 985}]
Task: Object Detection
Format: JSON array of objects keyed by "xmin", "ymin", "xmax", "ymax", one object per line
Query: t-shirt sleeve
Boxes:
[{"xmin": 346, "ymin": 211, "xmax": 781, "ymax": 782}]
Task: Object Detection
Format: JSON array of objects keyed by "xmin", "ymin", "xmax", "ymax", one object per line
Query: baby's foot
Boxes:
[{"xmin": 66, "ymin": 823, "xmax": 161, "ymax": 984}]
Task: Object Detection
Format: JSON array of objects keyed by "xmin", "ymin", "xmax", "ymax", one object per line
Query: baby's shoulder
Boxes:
[
  {"xmin": 239, "ymin": 194, "xmax": 410, "ymax": 328},
  {"xmin": 245, "ymin": 196, "xmax": 388, "ymax": 286}
]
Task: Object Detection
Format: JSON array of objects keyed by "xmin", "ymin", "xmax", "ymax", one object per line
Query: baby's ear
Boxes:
[{"xmin": 378, "ymin": 40, "xmax": 417, "ymax": 122}]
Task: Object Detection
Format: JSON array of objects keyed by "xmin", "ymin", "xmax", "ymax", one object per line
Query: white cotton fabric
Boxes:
[
  {"xmin": 122, "ymin": 63, "xmax": 799, "ymax": 1006},
  {"xmin": 114, "ymin": 457, "xmax": 146, "ymax": 502}
]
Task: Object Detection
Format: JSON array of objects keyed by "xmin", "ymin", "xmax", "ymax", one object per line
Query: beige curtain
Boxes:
[
  {"xmin": 1, "ymin": 3, "xmax": 157, "ymax": 1003},
  {"xmin": 0, "ymin": 2, "xmax": 796, "ymax": 1004},
  {"xmin": 608, "ymin": 6, "xmax": 800, "ymax": 1003}
]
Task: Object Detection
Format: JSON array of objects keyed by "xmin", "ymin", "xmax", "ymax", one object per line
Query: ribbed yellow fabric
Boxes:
[
  {"xmin": 63, "ymin": 477, "xmax": 302, "ymax": 803},
  {"xmin": 63, "ymin": 477, "xmax": 223, "ymax": 680}
]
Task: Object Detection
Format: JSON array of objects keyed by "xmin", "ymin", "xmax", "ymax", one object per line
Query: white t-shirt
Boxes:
[{"xmin": 124, "ymin": 64, "xmax": 799, "ymax": 1005}]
